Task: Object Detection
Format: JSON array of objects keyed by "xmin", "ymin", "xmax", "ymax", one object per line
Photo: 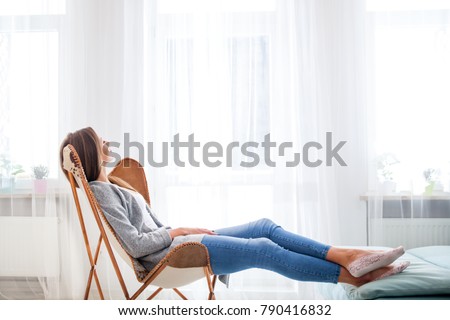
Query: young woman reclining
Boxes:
[{"xmin": 60, "ymin": 127, "xmax": 409, "ymax": 287}]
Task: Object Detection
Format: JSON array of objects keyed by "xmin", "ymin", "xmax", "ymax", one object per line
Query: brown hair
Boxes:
[
  {"xmin": 60, "ymin": 127, "xmax": 137, "ymax": 192},
  {"xmin": 59, "ymin": 127, "xmax": 103, "ymax": 184}
]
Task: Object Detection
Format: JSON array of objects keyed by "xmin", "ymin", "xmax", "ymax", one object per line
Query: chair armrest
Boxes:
[
  {"xmin": 162, "ymin": 242, "xmax": 211, "ymax": 268},
  {"xmin": 141, "ymin": 242, "xmax": 212, "ymax": 283}
]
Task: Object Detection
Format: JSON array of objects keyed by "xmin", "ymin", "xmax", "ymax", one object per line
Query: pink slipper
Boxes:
[
  {"xmin": 348, "ymin": 246, "xmax": 405, "ymax": 278},
  {"xmin": 373, "ymin": 261, "xmax": 410, "ymax": 281}
]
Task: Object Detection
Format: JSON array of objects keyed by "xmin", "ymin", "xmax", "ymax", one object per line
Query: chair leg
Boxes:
[
  {"xmin": 204, "ymin": 267, "xmax": 216, "ymax": 300},
  {"xmin": 84, "ymin": 267, "xmax": 94, "ymax": 300},
  {"xmin": 147, "ymin": 287, "xmax": 163, "ymax": 300},
  {"xmin": 147, "ymin": 288, "xmax": 189, "ymax": 300},
  {"xmin": 131, "ymin": 266, "xmax": 167, "ymax": 300},
  {"xmin": 83, "ymin": 236, "xmax": 104, "ymax": 299},
  {"xmin": 92, "ymin": 236, "xmax": 105, "ymax": 299},
  {"xmin": 210, "ymin": 275, "xmax": 217, "ymax": 300},
  {"xmin": 173, "ymin": 288, "xmax": 188, "ymax": 300},
  {"xmin": 69, "ymin": 175, "xmax": 106, "ymax": 300}
]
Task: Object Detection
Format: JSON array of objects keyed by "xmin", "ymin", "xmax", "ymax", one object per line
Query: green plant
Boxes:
[
  {"xmin": 423, "ymin": 168, "xmax": 441, "ymax": 195},
  {"xmin": 376, "ymin": 153, "xmax": 399, "ymax": 181},
  {"xmin": 32, "ymin": 165, "xmax": 49, "ymax": 180},
  {"xmin": 0, "ymin": 154, "xmax": 25, "ymax": 177},
  {"xmin": 423, "ymin": 168, "xmax": 440, "ymax": 184}
]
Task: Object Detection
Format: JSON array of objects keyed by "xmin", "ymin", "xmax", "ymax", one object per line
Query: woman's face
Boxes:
[{"xmin": 99, "ymin": 136, "xmax": 113, "ymax": 164}]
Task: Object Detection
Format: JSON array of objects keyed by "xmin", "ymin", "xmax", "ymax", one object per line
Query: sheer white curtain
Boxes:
[
  {"xmin": 144, "ymin": 0, "xmax": 367, "ymax": 299},
  {"xmin": 0, "ymin": 0, "xmax": 66, "ymax": 299},
  {"xmin": 0, "ymin": 0, "xmax": 146, "ymax": 299},
  {"xmin": 0, "ymin": 0, "xmax": 368, "ymax": 299},
  {"xmin": 366, "ymin": 0, "xmax": 450, "ymax": 250}
]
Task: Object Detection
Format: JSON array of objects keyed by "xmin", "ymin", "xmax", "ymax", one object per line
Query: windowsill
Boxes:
[
  {"xmin": 360, "ymin": 192, "xmax": 450, "ymax": 219},
  {"xmin": 360, "ymin": 192, "xmax": 450, "ymax": 201},
  {"xmin": 0, "ymin": 189, "xmax": 68, "ymax": 199}
]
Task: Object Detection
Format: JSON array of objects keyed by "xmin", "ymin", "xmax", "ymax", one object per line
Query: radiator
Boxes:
[
  {"xmin": 369, "ymin": 218, "xmax": 450, "ymax": 249},
  {"xmin": 0, "ymin": 217, "xmax": 59, "ymax": 277}
]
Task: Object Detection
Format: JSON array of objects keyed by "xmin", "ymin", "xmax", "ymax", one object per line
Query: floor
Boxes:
[{"xmin": 0, "ymin": 277, "xmax": 45, "ymax": 299}]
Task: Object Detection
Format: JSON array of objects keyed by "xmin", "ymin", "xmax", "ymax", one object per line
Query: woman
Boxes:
[{"xmin": 60, "ymin": 127, "xmax": 409, "ymax": 287}]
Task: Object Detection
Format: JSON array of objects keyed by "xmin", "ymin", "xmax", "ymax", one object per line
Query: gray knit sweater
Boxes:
[{"xmin": 89, "ymin": 181, "xmax": 204, "ymax": 271}]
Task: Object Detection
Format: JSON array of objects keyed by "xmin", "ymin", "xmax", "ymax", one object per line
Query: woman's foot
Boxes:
[
  {"xmin": 346, "ymin": 246, "xmax": 405, "ymax": 277},
  {"xmin": 339, "ymin": 261, "xmax": 410, "ymax": 287},
  {"xmin": 373, "ymin": 261, "xmax": 410, "ymax": 281}
]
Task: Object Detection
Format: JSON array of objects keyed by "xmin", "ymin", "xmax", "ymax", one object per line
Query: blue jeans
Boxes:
[{"xmin": 201, "ymin": 218, "xmax": 341, "ymax": 283}]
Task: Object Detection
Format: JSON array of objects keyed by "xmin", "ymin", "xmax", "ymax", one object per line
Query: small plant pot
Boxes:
[
  {"xmin": 433, "ymin": 181, "xmax": 444, "ymax": 192},
  {"xmin": 34, "ymin": 179, "xmax": 47, "ymax": 194},
  {"xmin": 0, "ymin": 177, "xmax": 15, "ymax": 193},
  {"xmin": 424, "ymin": 182, "xmax": 435, "ymax": 196},
  {"xmin": 382, "ymin": 180, "xmax": 396, "ymax": 194}
]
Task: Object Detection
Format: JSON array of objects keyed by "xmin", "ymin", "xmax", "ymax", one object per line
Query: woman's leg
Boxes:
[
  {"xmin": 201, "ymin": 234, "xmax": 406, "ymax": 286},
  {"xmin": 201, "ymin": 234, "xmax": 341, "ymax": 283},
  {"xmin": 214, "ymin": 219, "xmax": 405, "ymax": 276},
  {"xmin": 214, "ymin": 218, "xmax": 331, "ymax": 259}
]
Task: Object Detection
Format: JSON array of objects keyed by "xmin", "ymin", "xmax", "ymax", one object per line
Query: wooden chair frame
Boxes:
[{"xmin": 63, "ymin": 144, "xmax": 217, "ymax": 300}]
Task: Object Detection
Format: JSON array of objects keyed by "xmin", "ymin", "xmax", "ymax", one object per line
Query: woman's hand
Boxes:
[{"xmin": 169, "ymin": 227, "xmax": 217, "ymax": 239}]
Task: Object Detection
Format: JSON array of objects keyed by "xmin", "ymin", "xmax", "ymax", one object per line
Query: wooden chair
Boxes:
[{"xmin": 62, "ymin": 144, "xmax": 217, "ymax": 300}]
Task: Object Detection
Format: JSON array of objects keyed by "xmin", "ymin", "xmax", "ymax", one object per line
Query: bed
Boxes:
[{"xmin": 316, "ymin": 246, "xmax": 450, "ymax": 299}]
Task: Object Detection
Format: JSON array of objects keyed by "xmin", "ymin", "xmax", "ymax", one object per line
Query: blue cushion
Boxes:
[{"xmin": 319, "ymin": 246, "xmax": 450, "ymax": 300}]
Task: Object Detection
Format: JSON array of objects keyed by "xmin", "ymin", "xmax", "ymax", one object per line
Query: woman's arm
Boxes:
[
  {"xmin": 91, "ymin": 184, "xmax": 172, "ymax": 258},
  {"xmin": 168, "ymin": 227, "xmax": 216, "ymax": 239},
  {"xmin": 102, "ymin": 203, "xmax": 173, "ymax": 258},
  {"xmin": 147, "ymin": 203, "xmax": 216, "ymax": 239}
]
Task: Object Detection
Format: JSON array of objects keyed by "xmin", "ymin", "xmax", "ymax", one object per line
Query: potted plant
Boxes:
[
  {"xmin": 0, "ymin": 154, "xmax": 24, "ymax": 193},
  {"xmin": 32, "ymin": 165, "xmax": 49, "ymax": 194},
  {"xmin": 423, "ymin": 168, "xmax": 443, "ymax": 195},
  {"xmin": 376, "ymin": 153, "xmax": 399, "ymax": 194}
]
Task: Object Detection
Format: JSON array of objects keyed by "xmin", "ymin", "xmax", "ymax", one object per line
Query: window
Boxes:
[
  {"xmin": 0, "ymin": 0, "xmax": 64, "ymax": 185},
  {"xmin": 367, "ymin": 0, "xmax": 450, "ymax": 192},
  {"xmin": 150, "ymin": 0, "xmax": 289, "ymax": 291},
  {"xmin": 153, "ymin": 0, "xmax": 276, "ymax": 225}
]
